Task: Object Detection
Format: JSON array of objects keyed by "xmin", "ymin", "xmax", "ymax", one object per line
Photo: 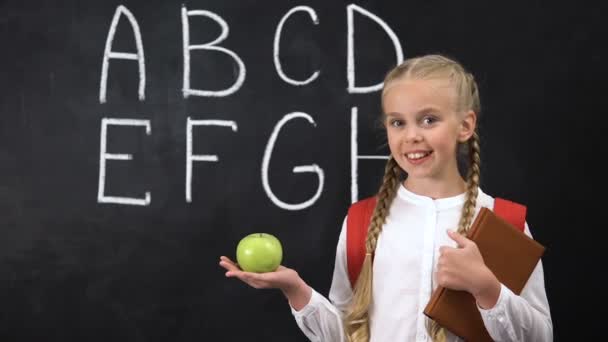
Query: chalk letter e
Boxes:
[{"xmin": 98, "ymin": 118, "xmax": 151, "ymax": 206}]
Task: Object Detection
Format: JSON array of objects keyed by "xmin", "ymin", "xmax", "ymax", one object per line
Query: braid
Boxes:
[
  {"xmin": 366, "ymin": 157, "xmax": 401, "ymax": 252},
  {"xmin": 457, "ymin": 132, "xmax": 481, "ymax": 233},
  {"xmin": 344, "ymin": 157, "xmax": 401, "ymax": 342},
  {"xmin": 428, "ymin": 132, "xmax": 482, "ymax": 341}
]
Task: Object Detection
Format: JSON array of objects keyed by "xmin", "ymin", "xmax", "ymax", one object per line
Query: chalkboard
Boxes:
[{"xmin": 0, "ymin": 0, "xmax": 604, "ymax": 341}]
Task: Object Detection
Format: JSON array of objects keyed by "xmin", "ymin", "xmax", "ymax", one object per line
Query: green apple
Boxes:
[{"xmin": 236, "ymin": 233, "xmax": 283, "ymax": 273}]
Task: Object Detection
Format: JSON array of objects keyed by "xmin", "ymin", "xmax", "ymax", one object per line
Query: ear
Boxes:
[{"xmin": 458, "ymin": 110, "xmax": 477, "ymax": 142}]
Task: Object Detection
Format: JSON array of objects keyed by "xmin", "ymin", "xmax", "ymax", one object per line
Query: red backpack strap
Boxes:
[
  {"xmin": 493, "ymin": 197, "xmax": 527, "ymax": 232},
  {"xmin": 346, "ymin": 197, "xmax": 377, "ymax": 287}
]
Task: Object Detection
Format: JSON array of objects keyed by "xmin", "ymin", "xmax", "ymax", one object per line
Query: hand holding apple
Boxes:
[
  {"xmin": 219, "ymin": 255, "xmax": 312, "ymax": 310},
  {"xmin": 219, "ymin": 233, "xmax": 312, "ymax": 310}
]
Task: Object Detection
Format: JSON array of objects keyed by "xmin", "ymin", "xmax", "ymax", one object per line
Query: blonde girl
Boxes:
[{"xmin": 220, "ymin": 54, "xmax": 552, "ymax": 342}]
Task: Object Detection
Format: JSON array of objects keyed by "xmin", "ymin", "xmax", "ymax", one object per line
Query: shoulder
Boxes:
[
  {"xmin": 347, "ymin": 196, "xmax": 377, "ymax": 214},
  {"xmin": 345, "ymin": 196, "xmax": 377, "ymax": 233},
  {"xmin": 476, "ymin": 188, "xmax": 526, "ymax": 211},
  {"xmin": 477, "ymin": 188, "xmax": 530, "ymax": 233}
]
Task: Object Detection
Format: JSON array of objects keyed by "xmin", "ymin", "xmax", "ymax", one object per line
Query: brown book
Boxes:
[{"xmin": 423, "ymin": 207, "xmax": 546, "ymax": 341}]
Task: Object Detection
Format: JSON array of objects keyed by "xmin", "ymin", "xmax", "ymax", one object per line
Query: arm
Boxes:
[
  {"xmin": 282, "ymin": 276, "xmax": 313, "ymax": 311},
  {"xmin": 478, "ymin": 223, "xmax": 553, "ymax": 342}
]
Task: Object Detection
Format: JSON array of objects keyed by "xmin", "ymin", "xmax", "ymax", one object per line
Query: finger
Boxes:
[
  {"xmin": 438, "ymin": 245, "xmax": 454, "ymax": 255},
  {"xmin": 220, "ymin": 256, "xmax": 236, "ymax": 265},
  {"xmin": 436, "ymin": 257, "xmax": 444, "ymax": 271},
  {"xmin": 219, "ymin": 257, "xmax": 238, "ymax": 268},
  {"xmin": 436, "ymin": 273, "xmax": 451, "ymax": 288},
  {"xmin": 219, "ymin": 256, "xmax": 241, "ymax": 272},
  {"xmin": 226, "ymin": 268, "xmax": 254, "ymax": 280},
  {"xmin": 447, "ymin": 229, "xmax": 471, "ymax": 248},
  {"xmin": 219, "ymin": 261, "xmax": 240, "ymax": 273}
]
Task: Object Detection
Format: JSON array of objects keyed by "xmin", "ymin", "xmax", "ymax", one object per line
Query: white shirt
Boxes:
[{"xmin": 291, "ymin": 186, "xmax": 553, "ymax": 342}]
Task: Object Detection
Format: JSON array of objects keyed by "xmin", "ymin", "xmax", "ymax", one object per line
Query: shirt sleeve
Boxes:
[
  {"xmin": 290, "ymin": 217, "xmax": 352, "ymax": 342},
  {"xmin": 477, "ymin": 222, "xmax": 553, "ymax": 342}
]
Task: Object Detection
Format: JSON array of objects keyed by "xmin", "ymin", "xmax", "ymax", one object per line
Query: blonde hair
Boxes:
[{"xmin": 343, "ymin": 54, "xmax": 482, "ymax": 342}]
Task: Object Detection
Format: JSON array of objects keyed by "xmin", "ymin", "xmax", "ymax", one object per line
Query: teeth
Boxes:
[{"xmin": 407, "ymin": 152, "xmax": 429, "ymax": 159}]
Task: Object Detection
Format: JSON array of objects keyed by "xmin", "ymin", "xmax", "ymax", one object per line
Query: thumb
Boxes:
[{"xmin": 447, "ymin": 229, "xmax": 471, "ymax": 248}]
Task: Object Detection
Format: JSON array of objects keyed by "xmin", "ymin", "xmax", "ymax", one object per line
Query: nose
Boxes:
[{"xmin": 403, "ymin": 125, "xmax": 422, "ymax": 143}]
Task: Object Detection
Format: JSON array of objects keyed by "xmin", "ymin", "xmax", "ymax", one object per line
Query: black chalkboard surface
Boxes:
[{"xmin": 0, "ymin": 0, "xmax": 604, "ymax": 341}]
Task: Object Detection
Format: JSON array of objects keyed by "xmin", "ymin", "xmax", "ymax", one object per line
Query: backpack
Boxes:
[{"xmin": 345, "ymin": 196, "xmax": 527, "ymax": 287}]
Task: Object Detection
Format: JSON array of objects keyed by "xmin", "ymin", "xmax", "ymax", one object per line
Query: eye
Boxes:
[
  {"xmin": 390, "ymin": 119, "xmax": 403, "ymax": 128},
  {"xmin": 421, "ymin": 116, "xmax": 438, "ymax": 126}
]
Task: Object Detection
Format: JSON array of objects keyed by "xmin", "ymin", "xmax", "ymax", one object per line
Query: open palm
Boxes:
[{"xmin": 219, "ymin": 256, "xmax": 299, "ymax": 290}]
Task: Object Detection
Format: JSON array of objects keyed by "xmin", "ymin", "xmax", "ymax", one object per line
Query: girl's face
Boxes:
[{"xmin": 382, "ymin": 78, "xmax": 476, "ymax": 189}]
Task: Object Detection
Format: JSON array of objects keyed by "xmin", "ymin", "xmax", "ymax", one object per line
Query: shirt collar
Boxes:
[{"xmin": 396, "ymin": 183, "xmax": 470, "ymax": 211}]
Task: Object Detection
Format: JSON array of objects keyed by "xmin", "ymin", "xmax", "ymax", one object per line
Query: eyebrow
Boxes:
[
  {"xmin": 416, "ymin": 106, "xmax": 442, "ymax": 114},
  {"xmin": 384, "ymin": 106, "xmax": 443, "ymax": 117}
]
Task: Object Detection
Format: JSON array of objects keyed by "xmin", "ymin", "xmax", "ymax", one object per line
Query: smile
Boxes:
[
  {"xmin": 406, "ymin": 151, "xmax": 432, "ymax": 159},
  {"xmin": 405, "ymin": 151, "xmax": 433, "ymax": 164}
]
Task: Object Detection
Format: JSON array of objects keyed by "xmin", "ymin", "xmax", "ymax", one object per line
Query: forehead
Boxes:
[{"xmin": 382, "ymin": 78, "xmax": 456, "ymax": 114}]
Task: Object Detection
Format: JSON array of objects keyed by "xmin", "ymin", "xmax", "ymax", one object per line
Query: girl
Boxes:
[{"xmin": 219, "ymin": 54, "xmax": 552, "ymax": 341}]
